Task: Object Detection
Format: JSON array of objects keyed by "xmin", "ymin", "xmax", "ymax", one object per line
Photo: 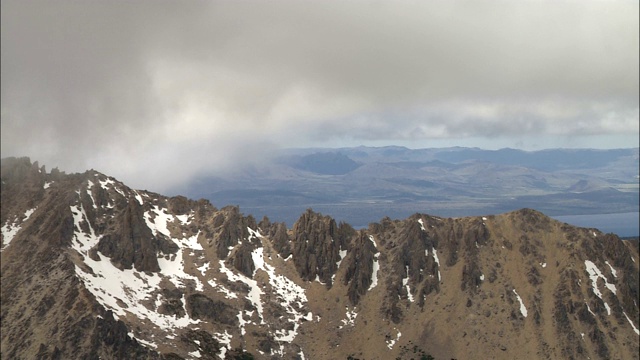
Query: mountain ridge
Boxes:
[
  {"xmin": 174, "ymin": 146, "xmax": 639, "ymax": 231},
  {"xmin": 1, "ymin": 156, "xmax": 638, "ymax": 359}
]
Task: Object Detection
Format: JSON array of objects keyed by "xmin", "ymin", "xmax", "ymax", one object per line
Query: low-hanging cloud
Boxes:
[{"xmin": 2, "ymin": 0, "xmax": 638, "ymax": 191}]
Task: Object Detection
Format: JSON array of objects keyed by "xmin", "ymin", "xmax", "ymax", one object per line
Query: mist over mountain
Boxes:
[
  {"xmin": 174, "ymin": 146, "xmax": 639, "ymax": 234},
  {"xmin": 1, "ymin": 156, "xmax": 639, "ymax": 359}
]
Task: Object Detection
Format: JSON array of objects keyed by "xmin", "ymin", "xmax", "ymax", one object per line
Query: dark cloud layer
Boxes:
[{"xmin": 2, "ymin": 0, "xmax": 638, "ymax": 191}]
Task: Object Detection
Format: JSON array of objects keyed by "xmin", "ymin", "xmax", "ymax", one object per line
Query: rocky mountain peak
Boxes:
[
  {"xmin": 1, "ymin": 158, "xmax": 638, "ymax": 360},
  {"xmin": 290, "ymin": 209, "xmax": 349, "ymax": 286}
]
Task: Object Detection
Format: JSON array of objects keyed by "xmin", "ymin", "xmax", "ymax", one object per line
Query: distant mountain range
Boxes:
[
  {"xmin": 173, "ymin": 146, "xmax": 639, "ymax": 230},
  {"xmin": 2, "ymin": 157, "xmax": 639, "ymax": 359}
]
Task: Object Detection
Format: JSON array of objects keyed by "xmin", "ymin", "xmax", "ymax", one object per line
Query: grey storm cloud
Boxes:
[{"xmin": 1, "ymin": 0, "xmax": 638, "ymax": 191}]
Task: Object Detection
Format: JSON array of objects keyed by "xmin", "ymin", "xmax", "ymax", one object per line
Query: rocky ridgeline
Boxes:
[{"xmin": 1, "ymin": 157, "xmax": 638, "ymax": 360}]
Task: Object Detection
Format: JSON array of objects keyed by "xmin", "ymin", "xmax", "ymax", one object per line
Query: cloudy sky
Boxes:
[{"xmin": 2, "ymin": 0, "xmax": 638, "ymax": 191}]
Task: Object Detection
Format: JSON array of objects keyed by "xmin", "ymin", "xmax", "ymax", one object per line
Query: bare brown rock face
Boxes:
[
  {"xmin": 267, "ymin": 221, "xmax": 292, "ymax": 258},
  {"xmin": 342, "ymin": 231, "xmax": 377, "ymax": 305},
  {"xmin": 229, "ymin": 242, "xmax": 256, "ymax": 278},
  {"xmin": 186, "ymin": 294, "xmax": 237, "ymax": 326},
  {"xmin": 291, "ymin": 209, "xmax": 350, "ymax": 286},
  {"xmin": 212, "ymin": 206, "xmax": 251, "ymax": 260},
  {"xmin": 157, "ymin": 288, "xmax": 186, "ymax": 318},
  {"xmin": 1, "ymin": 158, "xmax": 638, "ymax": 360},
  {"xmin": 96, "ymin": 198, "xmax": 161, "ymax": 272}
]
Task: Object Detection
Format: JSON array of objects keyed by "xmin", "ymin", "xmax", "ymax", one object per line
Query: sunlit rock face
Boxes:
[{"xmin": 1, "ymin": 157, "xmax": 638, "ymax": 360}]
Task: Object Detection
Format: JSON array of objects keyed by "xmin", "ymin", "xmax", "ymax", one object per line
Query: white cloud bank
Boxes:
[{"xmin": 1, "ymin": 0, "xmax": 638, "ymax": 191}]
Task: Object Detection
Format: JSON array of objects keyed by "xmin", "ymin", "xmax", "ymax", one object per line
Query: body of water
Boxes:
[{"xmin": 553, "ymin": 212, "xmax": 639, "ymax": 238}]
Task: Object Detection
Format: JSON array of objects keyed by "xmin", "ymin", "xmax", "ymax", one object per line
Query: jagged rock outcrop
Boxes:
[
  {"xmin": 211, "ymin": 206, "xmax": 252, "ymax": 260},
  {"xmin": 291, "ymin": 209, "xmax": 351, "ymax": 286},
  {"xmin": 229, "ymin": 242, "xmax": 257, "ymax": 278},
  {"xmin": 157, "ymin": 288, "xmax": 186, "ymax": 318},
  {"xmin": 265, "ymin": 221, "xmax": 292, "ymax": 258},
  {"xmin": 186, "ymin": 294, "xmax": 237, "ymax": 326},
  {"xmin": 96, "ymin": 198, "xmax": 162, "ymax": 272},
  {"xmin": 179, "ymin": 329, "xmax": 222, "ymax": 359},
  {"xmin": 342, "ymin": 231, "xmax": 378, "ymax": 305}
]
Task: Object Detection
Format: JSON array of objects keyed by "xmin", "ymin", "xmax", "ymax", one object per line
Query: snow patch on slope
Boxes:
[
  {"xmin": 76, "ymin": 249, "xmax": 201, "ymax": 331},
  {"xmin": 133, "ymin": 190, "xmax": 144, "ymax": 205},
  {"xmin": 586, "ymin": 302, "xmax": 596, "ymax": 317},
  {"xmin": 429, "ymin": 249, "xmax": 442, "ymax": 282},
  {"xmin": 99, "ymin": 178, "xmax": 126, "ymax": 199},
  {"xmin": 418, "ymin": 218, "xmax": 426, "ymax": 231},
  {"xmin": 70, "ymin": 204, "xmax": 97, "ymax": 253},
  {"xmin": 176, "ymin": 213, "xmax": 192, "ymax": 225},
  {"xmin": 144, "ymin": 206, "xmax": 174, "ymax": 238},
  {"xmin": 99, "ymin": 178, "xmax": 115, "ymax": 188},
  {"xmin": 368, "ymin": 234, "xmax": 377, "ymax": 248},
  {"xmin": 584, "ymin": 260, "xmax": 617, "ymax": 315},
  {"xmin": 604, "ymin": 260, "xmax": 617, "ymax": 278},
  {"xmin": 1, "ymin": 207, "xmax": 36, "ymax": 251},
  {"xmin": 157, "ymin": 235, "xmax": 204, "ymax": 291},
  {"xmin": 144, "ymin": 205, "xmax": 205, "ymax": 290},
  {"xmin": 197, "ymin": 262, "xmax": 210, "ymax": 276},
  {"xmin": 623, "ymin": 312, "xmax": 640, "ymax": 335},
  {"xmin": 219, "ymin": 259, "xmax": 264, "ymax": 324},
  {"xmin": 512, "ymin": 289, "xmax": 528, "ymax": 318},
  {"xmin": 339, "ymin": 307, "xmax": 358, "ymax": 329},
  {"xmin": 214, "ymin": 330, "xmax": 232, "ymax": 359},
  {"xmin": 419, "ymin": 219, "xmax": 442, "ymax": 283},
  {"xmin": 333, "ymin": 248, "xmax": 348, "ymax": 283},
  {"xmin": 386, "ymin": 328, "xmax": 401, "ymax": 349},
  {"xmin": 135, "ymin": 336, "xmax": 158, "ymax": 350},
  {"xmin": 86, "ymin": 180, "xmax": 98, "ymax": 208},
  {"xmin": 207, "ymin": 279, "xmax": 238, "ymax": 300},
  {"xmin": 251, "ymin": 243, "xmax": 310, "ymax": 343},
  {"xmin": 337, "ymin": 249, "xmax": 347, "ymax": 268},
  {"xmin": 70, "ymin": 201, "xmax": 202, "ymax": 333},
  {"xmin": 369, "ymin": 235, "xmax": 380, "ymax": 291},
  {"xmin": 403, "ymin": 266, "xmax": 414, "ymax": 302}
]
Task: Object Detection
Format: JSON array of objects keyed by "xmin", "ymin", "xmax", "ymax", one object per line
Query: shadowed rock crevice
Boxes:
[
  {"xmin": 553, "ymin": 272, "xmax": 589, "ymax": 359},
  {"xmin": 96, "ymin": 198, "xmax": 161, "ymax": 272},
  {"xmin": 229, "ymin": 242, "xmax": 257, "ymax": 278},
  {"xmin": 343, "ymin": 231, "xmax": 377, "ymax": 305}
]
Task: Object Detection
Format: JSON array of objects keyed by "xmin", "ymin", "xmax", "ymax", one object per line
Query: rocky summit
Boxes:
[{"xmin": 1, "ymin": 157, "xmax": 638, "ymax": 360}]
